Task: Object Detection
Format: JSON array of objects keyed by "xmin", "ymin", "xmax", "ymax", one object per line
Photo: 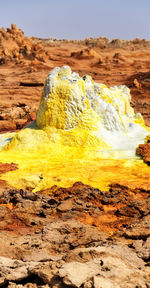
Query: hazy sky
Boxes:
[{"xmin": 0, "ymin": 0, "xmax": 150, "ymax": 40}]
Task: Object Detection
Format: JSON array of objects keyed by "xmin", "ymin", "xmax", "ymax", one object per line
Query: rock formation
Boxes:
[
  {"xmin": 137, "ymin": 143, "xmax": 150, "ymax": 165},
  {"xmin": 0, "ymin": 24, "xmax": 50, "ymax": 64}
]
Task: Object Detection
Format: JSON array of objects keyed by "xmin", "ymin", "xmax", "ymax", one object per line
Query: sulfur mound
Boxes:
[
  {"xmin": 0, "ymin": 66, "xmax": 150, "ymax": 192},
  {"xmin": 3, "ymin": 65, "xmax": 150, "ymax": 157}
]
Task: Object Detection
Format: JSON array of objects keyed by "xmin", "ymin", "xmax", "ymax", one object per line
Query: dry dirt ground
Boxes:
[{"xmin": 0, "ymin": 25, "xmax": 149, "ymax": 287}]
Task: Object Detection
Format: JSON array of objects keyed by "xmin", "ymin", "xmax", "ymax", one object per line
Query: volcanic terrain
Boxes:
[{"xmin": 0, "ymin": 25, "xmax": 149, "ymax": 287}]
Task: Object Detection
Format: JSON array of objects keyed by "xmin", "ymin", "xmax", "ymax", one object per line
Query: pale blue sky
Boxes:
[{"xmin": 0, "ymin": 0, "xmax": 150, "ymax": 40}]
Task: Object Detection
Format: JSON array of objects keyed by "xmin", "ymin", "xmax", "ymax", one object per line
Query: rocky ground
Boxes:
[
  {"xmin": 0, "ymin": 182, "xmax": 149, "ymax": 287},
  {"xmin": 0, "ymin": 25, "xmax": 150, "ymax": 287}
]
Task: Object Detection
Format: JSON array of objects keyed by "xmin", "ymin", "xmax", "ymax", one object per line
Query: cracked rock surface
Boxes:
[{"xmin": 0, "ymin": 182, "xmax": 149, "ymax": 287}]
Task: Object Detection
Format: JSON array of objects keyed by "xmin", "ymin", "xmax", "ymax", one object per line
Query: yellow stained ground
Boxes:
[{"xmin": 0, "ymin": 142, "xmax": 150, "ymax": 192}]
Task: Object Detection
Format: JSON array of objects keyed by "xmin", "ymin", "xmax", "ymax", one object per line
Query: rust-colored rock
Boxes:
[
  {"xmin": 0, "ymin": 162, "xmax": 17, "ymax": 175},
  {"xmin": 137, "ymin": 143, "xmax": 150, "ymax": 164},
  {"xmin": 71, "ymin": 48, "xmax": 100, "ymax": 59},
  {"xmin": 0, "ymin": 24, "xmax": 51, "ymax": 65},
  {"xmin": 0, "ymin": 162, "xmax": 18, "ymax": 191}
]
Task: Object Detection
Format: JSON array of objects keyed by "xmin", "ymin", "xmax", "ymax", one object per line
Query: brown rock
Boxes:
[
  {"xmin": 59, "ymin": 261, "xmax": 100, "ymax": 287},
  {"xmin": 0, "ymin": 120, "xmax": 16, "ymax": 131},
  {"xmin": 93, "ymin": 276, "xmax": 119, "ymax": 288},
  {"xmin": 134, "ymin": 78, "xmax": 141, "ymax": 89},
  {"xmin": 137, "ymin": 143, "xmax": 150, "ymax": 164},
  {"xmin": 57, "ymin": 199, "xmax": 74, "ymax": 212}
]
